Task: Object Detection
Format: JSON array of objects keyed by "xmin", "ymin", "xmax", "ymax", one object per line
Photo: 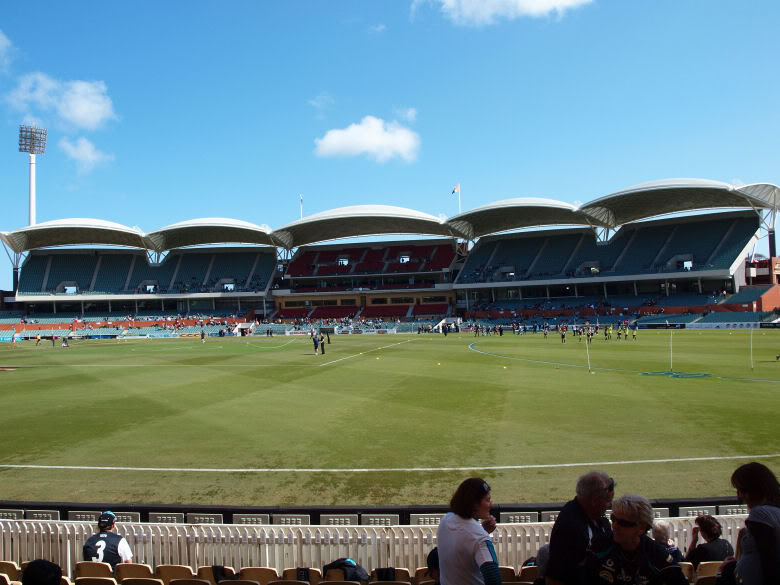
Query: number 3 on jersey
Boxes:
[{"xmin": 92, "ymin": 539, "xmax": 106, "ymax": 562}]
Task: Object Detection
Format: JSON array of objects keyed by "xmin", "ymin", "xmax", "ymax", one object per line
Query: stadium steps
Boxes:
[
  {"xmin": 707, "ymin": 221, "xmax": 738, "ymax": 265},
  {"xmin": 650, "ymin": 224, "xmax": 679, "ymax": 267}
]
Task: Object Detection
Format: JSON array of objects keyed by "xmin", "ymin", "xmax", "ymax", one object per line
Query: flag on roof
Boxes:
[{"xmin": 452, "ymin": 184, "xmax": 460, "ymax": 194}]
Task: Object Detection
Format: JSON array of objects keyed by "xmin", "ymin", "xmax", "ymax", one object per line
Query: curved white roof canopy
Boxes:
[
  {"xmin": 580, "ymin": 178, "xmax": 779, "ymax": 227},
  {"xmin": 2, "ymin": 218, "xmax": 149, "ymax": 253},
  {"xmin": 271, "ymin": 204, "xmax": 464, "ymax": 249},
  {"xmin": 146, "ymin": 217, "xmax": 275, "ymax": 251},
  {"xmin": 447, "ymin": 197, "xmax": 601, "ymax": 240}
]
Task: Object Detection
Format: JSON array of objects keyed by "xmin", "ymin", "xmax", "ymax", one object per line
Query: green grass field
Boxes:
[{"xmin": 0, "ymin": 329, "xmax": 778, "ymax": 508}]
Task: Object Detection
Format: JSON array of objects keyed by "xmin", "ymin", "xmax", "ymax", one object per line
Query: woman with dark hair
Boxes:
[
  {"xmin": 685, "ymin": 515, "xmax": 733, "ymax": 567},
  {"xmin": 731, "ymin": 462, "xmax": 780, "ymax": 585},
  {"xmin": 436, "ymin": 478, "xmax": 501, "ymax": 585}
]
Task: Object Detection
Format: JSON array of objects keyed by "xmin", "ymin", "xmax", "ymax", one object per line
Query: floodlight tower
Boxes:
[{"xmin": 18, "ymin": 124, "xmax": 47, "ymax": 226}]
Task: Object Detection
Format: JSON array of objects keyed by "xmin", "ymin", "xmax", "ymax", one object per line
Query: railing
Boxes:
[{"xmin": 0, "ymin": 516, "xmax": 747, "ymax": 578}]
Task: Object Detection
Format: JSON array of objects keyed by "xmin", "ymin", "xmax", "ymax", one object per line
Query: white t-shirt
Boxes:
[{"xmin": 437, "ymin": 512, "xmax": 495, "ymax": 585}]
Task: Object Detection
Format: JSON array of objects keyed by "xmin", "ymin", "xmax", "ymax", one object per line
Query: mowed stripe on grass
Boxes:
[{"xmin": 0, "ymin": 330, "xmax": 777, "ymax": 505}]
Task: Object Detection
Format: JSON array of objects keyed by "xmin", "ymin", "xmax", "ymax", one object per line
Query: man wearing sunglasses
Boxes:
[
  {"xmin": 585, "ymin": 494, "xmax": 687, "ymax": 585},
  {"xmin": 546, "ymin": 471, "xmax": 615, "ymax": 585}
]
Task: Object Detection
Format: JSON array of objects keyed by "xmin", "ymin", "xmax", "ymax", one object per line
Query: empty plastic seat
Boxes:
[
  {"xmin": 120, "ymin": 580, "xmax": 164, "ymax": 585},
  {"xmin": 281, "ymin": 569, "xmax": 321, "ymax": 584},
  {"xmin": 76, "ymin": 564, "xmax": 114, "ymax": 579},
  {"xmin": 74, "ymin": 578, "xmax": 117, "ymax": 585},
  {"xmin": 155, "ymin": 567, "xmax": 196, "ymax": 585},
  {"xmin": 238, "ymin": 569, "xmax": 279, "ymax": 585},
  {"xmin": 0, "ymin": 562, "xmax": 21, "ymax": 581},
  {"xmin": 196, "ymin": 567, "xmax": 235, "ymax": 585}
]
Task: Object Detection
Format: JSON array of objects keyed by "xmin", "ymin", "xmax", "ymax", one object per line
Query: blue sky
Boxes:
[{"xmin": 1, "ymin": 0, "xmax": 779, "ymax": 290}]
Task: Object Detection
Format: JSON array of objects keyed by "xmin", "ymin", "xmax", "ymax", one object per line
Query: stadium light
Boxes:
[{"xmin": 18, "ymin": 124, "xmax": 47, "ymax": 226}]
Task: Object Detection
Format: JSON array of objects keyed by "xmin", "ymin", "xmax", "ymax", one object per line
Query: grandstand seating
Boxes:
[
  {"xmin": 127, "ymin": 254, "xmax": 179, "ymax": 292},
  {"xmin": 276, "ymin": 308, "xmax": 310, "ymax": 319},
  {"xmin": 611, "ymin": 223, "xmax": 675, "ymax": 274},
  {"xmin": 709, "ymin": 216, "xmax": 760, "ymax": 268},
  {"xmin": 362, "ymin": 305, "xmax": 409, "ymax": 318},
  {"xmin": 527, "ymin": 233, "xmax": 582, "ymax": 279},
  {"xmin": 696, "ymin": 311, "xmax": 769, "ymax": 323},
  {"xmin": 17, "ymin": 254, "xmax": 49, "ymax": 293},
  {"xmin": 46, "ymin": 254, "xmax": 98, "ymax": 292},
  {"xmin": 309, "ymin": 306, "xmax": 357, "ymax": 319},
  {"xmin": 637, "ymin": 314, "xmax": 701, "ymax": 325},
  {"xmin": 656, "ymin": 293, "xmax": 719, "ymax": 307},
  {"xmin": 492, "ymin": 236, "xmax": 547, "ymax": 280},
  {"xmin": 171, "ymin": 253, "xmax": 212, "ymax": 292},
  {"xmin": 411, "ymin": 303, "xmax": 449, "ymax": 316},
  {"xmin": 726, "ymin": 285, "xmax": 771, "ymax": 304},
  {"xmin": 93, "ymin": 254, "xmax": 135, "ymax": 293}
]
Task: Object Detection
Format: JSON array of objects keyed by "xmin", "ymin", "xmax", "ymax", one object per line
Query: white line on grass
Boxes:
[
  {"xmin": 1, "ymin": 453, "xmax": 777, "ymax": 474},
  {"xmin": 318, "ymin": 339, "xmax": 413, "ymax": 367}
]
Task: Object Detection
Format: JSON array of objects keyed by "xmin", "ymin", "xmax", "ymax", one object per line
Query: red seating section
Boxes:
[
  {"xmin": 412, "ymin": 303, "xmax": 449, "ymax": 316},
  {"xmin": 310, "ymin": 306, "xmax": 357, "ymax": 319},
  {"xmin": 277, "ymin": 308, "xmax": 310, "ymax": 318},
  {"xmin": 288, "ymin": 243, "xmax": 453, "ymax": 277},
  {"xmin": 362, "ymin": 305, "xmax": 410, "ymax": 318}
]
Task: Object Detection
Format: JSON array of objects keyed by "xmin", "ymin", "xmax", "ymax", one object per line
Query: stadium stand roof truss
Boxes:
[
  {"xmin": 271, "ymin": 204, "xmax": 464, "ymax": 249},
  {"xmin": 146, "ymin": 217, "xmax": 275, "ymax": 251},
  {"xmin": 579, "ymin": 179, "xmax": 780, "ymax": 227},
  {"xmin": 447, "ymin": 197, "xmax": 601, "ymax": 239},
  {"xmin": 1, "ymin": 218, "xmax": 150, "ymax": 253}
]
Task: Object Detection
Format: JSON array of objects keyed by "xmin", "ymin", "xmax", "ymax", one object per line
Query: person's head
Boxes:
[
  {"xmin": 651, "ymin": 520, "xmax": 674, "ymax": 546},
  {"xmin": 610, "ymin": 494, "xmax": 653, "ymax": 551},
  {"xmin": 98, "ymin": 510, "xmax": 117, "ymax": 532},
  {"xmin": 575, "ymin": 470, "xmax": 615, "ymax": 519},
  {"xmin": 694, "ymin": 515, "xmax": 722, "ymax": 542},
  {"xmin": 426, "ymin": 547, "xmax": 440, "ymax": 582},
  {"xmin": 22, "ymin": 559, "xmax": 62, "ymax": 585},
  {"xmin": 450, "ymin": 477, "xmax": 492, "ymax": 520},
  {"xmin": 731, "ymin": 462, "xmax": 780, "ymax": 509}
]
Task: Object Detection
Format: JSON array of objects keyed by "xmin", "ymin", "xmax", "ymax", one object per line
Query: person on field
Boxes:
[
  {"xmin": 201, "ymin": 328, "xmax": 206, "ymax": 344},
  {"xmin": 546, "ymin": 471, "xmax": 614, "ymax": 585},
  {"xmin": 584, "ymin": 494, "xmax": 687, "ymax": 585},
  {"xmin": 437, "ymin": 478, "xmax": 500, "ymax": 585},
  {"xmin": 83, "ymin": 511, "xmax": 132, "ymax": 568},
  {"xmin": 319, "ymin": 333, "xmax": 325, "ymax": 354},
  {"xmin": 313, "ymin": 333, "xmax": 320, "ymax": 355}
]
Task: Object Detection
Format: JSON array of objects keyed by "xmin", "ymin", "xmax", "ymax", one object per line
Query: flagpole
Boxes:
[
  {"xmin": 458, "ymin": 183, "xmax": 462, "ymax": 215},
  {"xmin": 299, "ymin": 194, "xmax": 303, "ymax": 220}
]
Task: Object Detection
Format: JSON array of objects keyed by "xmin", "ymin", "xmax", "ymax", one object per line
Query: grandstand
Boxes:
[{"xmin": 2, "ymin": 179, "xmax": 779, "ymax": 332}]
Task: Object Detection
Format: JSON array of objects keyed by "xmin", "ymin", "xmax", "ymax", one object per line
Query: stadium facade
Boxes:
[{"xmin": 2, "ymin": 178, "xmax": 780, "ymax": 324}]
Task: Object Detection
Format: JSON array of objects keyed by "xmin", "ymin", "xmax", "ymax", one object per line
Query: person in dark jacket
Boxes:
[
  {"xmin": 546, "ymin": 471, "xmax": 614, "ymax": 585},
  {"xmin": 585, "ymin": 494, "xmax": 687, "ymax": 585}
]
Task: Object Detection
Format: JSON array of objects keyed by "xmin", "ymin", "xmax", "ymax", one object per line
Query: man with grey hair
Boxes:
[
  {"xmin": 585, "ymin": 494, "xmax": 687, "ymax": 584},
  {"xmin": 546, "ymin": 471, "xmax": 614, "ymax": 585}
]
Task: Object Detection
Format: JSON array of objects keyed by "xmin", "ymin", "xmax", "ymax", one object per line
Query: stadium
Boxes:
[{"xmin": 1, "ymin": 175, "xmax": 780, "ymax": 580}]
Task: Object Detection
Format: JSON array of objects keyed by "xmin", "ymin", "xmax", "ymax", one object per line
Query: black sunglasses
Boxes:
[{"xmin": 610, "ymin": 513, "xmax": 637, "ymax": 528}]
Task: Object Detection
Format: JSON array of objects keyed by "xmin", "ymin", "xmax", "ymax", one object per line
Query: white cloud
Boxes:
[
  {"xmin": 59, "ymin": 137, "xmax": 114, "ymax": 173},
  {"xmin": 308, "ymin": 92, "xmax": 334, "ymax": 110},
  {"xmin": 394, "ymin": 107, "xmax": 418, "ymax": 123},
  {"xmin": 314, "ymin": 116, "xmax": 420, "ymax": 163},
  {"xmin": 6, "ymin": 72, "xmax": 116, "ymax": 130},
  {"xmin": 414, "ymin": 0, "xmax": 593, "ymax": 26},
  {"xmin": 369, "ymin": 23, "xmax": 387, "ymax": 33},
  {"xmin": 0, "ymin": 30, "xmax": 13, "ymax": 73}
]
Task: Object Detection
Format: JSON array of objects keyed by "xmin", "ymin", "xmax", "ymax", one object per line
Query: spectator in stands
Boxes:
[
  {"xmin": 83, "ymin": 511, "xmax": 132, "ymax": 568},
  {"xmin": 684, "ymin": 514, "xmax": 733, "ymax": 567},
  {"xmin": 584, "ymin": 494, "xmax": 687, "ymax": 585},
  {"xmin": 546, "ymin": 470, "xmax": 614, "ymax": 585},
  {"xmin": 437, "ymin": 477, "xmax": 500, "ymax": 585},
  {"xmin": 651, "ymin": 520, "xmax": 685, "ymax": 563},
  {"xmin": 731, "ymin": 462, "xmax": 780, "ymax": 585},
  {"xmin": 21, "ymin": 559, "xmax": 61, "ymax": 585}
]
